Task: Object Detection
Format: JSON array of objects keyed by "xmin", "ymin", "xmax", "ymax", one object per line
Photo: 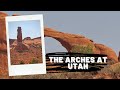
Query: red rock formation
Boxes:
[
  {"xmin": 14, "ymin": 26, "xmax": 29, "ymax": 51},
  {"xmin": 0, "ymin": 12, "xmax": 7, "ymax": 51},
  {"xmin": 94, "ymin": 44, "xmax": 118, "ymax": 62},
  {"xmin": 23, "ymin": 37, "xmax": 31, "ymax": 40},
  {"xmin": 17, "ymin": 27, "xmax": 22, "ymax": 42},
  {"xmin": 44, "ymin": 27, "xmax": 118, "ymax": 62},
  {"xmin": 44, "ymin": 27, "xmax": 94, "ymax": 52},
  {"xmin": 14, "ymin": 42, "xmax": 29, "ymax": 51},
  {"xmin": 0, "ymin": 12, "xmax": 9, "ymax": 78},
  {"xmin": 23, "ymin": 37, "xmax": 41, "ymax": 45}
]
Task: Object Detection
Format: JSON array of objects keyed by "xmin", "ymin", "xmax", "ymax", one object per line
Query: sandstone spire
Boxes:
[
  {"xmin": 17, "ymin": 27, "xmax": 22, "ymax": 43},
  {"xmin": 15, "ymin": 27, "xmax": 29, "ymax": 51}
]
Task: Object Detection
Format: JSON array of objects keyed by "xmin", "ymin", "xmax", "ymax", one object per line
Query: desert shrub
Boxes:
[
  {"xmin": 30, "ymin": 58, "xmax": 39, "ymax": 64},
  {"xmin": 71, "ymin": 44, "xmax": 94, "ymax": 54},
  {"xmin": 20, "ymin": 61, "xmax": 25, "ymax": 64}
]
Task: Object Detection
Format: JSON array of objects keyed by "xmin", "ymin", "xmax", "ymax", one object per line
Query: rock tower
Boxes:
[{"xmin": 14, "ymin": 27, "xmax": 29, "ymax": 51}]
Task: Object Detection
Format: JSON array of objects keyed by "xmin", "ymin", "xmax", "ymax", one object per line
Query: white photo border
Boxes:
[{"xmin": 6, "ymin": 14, "xmax": 46, "ymax": 76}]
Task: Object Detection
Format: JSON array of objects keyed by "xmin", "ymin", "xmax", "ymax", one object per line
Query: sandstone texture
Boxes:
[
  {"xmin": 44, "ymin": 27, "xmax": 118, "ymax": 62},
  {"xmin": 0, "ymin": 12, "xmax": 9, "ymax": 78},
  {"xmin": 0, "ymin": 12, "xmax": 7, "ymax": 51}
]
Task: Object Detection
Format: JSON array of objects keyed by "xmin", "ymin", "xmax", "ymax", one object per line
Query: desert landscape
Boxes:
[
  {"xmin": 10, "ymin": 37, "xmax": 42, "ymax": 65},
  {"xmin": 1, "ymin": 11, "xmax": 120, "ymax": 79},
  {"xmin": 9, "ymin": 25, "xmax": 42, "ymax": 65}
]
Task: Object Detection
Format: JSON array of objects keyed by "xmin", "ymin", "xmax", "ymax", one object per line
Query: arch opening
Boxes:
[{"xmin": 45, "ymin": 37, "xmax": 68, "ymax": 54}]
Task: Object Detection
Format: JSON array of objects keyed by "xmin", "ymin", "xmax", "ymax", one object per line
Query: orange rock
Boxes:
[
  {"xmin": 0, "ymin": 52, "xmax": 9, "ymax": 79},
  {"xmin": 44, "ymin": 27, "xmax": 118, "ymax": 62},
  {"xmin": 44, "ymin": 27, "xmax": 94, "ymax": 52},
  {"xmin": 0, "ymin": 12, "xmax": 8, "ymax": 19},
  {"xmin": 0, "ymin": 12, "xmax": 9, "ymax": 79},
  {"xmin": 14, "ymin": 42, "xmax": 29, "ymax": 51},
  {"xmin": 17, "ymin": 27, "xmax": 22, "ymax": 42},
  {"xmin": 0, "ymin": 12, "xmax": 7, "ymax": 52},
  {"xmin": 94, "ymin": 44, "xmax": 118, "ymax": 62}
]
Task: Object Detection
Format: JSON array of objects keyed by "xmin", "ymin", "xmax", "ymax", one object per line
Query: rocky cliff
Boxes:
[
  {"xmin": 0, "ymin": 12, "xmax": 9, "ymax": 78},
  {"xmin": 0, "ymin": 12, "xmax": 7, "ymax": 52}
]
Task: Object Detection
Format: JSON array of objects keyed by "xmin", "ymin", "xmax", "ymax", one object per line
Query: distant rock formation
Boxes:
[
  {"xmin": 23, "ymin": 37, "xmax": 31, "ymax": 40},
  {"xmin": 23, "ymin": 37, "xmax": 41, "ymax": 45},
  {"xmin": 14, "ymin": 27, "xmax": 29, "ymax": 51},
  {"xmin": 17, "ymin": 27, "xmax": 22, "ymax": 42}
]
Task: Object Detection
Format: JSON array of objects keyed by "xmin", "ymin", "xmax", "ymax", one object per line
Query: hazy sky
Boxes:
[
  {"xmin": 8, "ymin": 20, "xmax": 41, "ymax": 39},
  {"xmin": 3, "ymin": 11, "xmax": 120, "ymax": 56}
]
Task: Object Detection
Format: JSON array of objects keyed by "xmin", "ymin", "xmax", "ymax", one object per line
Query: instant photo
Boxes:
[{"xmin": 6, "ymin": 14, "xmax": 46, "ymax": 76}]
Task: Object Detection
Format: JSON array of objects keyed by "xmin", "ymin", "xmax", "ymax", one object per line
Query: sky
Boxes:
[
  {"xmin": 8, "ymin": 20, "xmax": 41, "ymax": 39},
  {"xmin": 2, "ymin": 11, "xmax": 120, "ymax": 56}
]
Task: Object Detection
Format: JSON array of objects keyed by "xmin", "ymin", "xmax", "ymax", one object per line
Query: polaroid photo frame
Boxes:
[{"xmin": 6, "ymin": 14, "xmax": 46, "ymax": 76}]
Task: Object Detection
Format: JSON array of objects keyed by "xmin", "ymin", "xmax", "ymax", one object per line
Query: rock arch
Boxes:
[
  {"xmin": 44, "ymin": 27, "xmax": 118, "ymax": 62},
  {"xmin": 44, "ymin": 28, "xmax": 93, "ymax": 52}
]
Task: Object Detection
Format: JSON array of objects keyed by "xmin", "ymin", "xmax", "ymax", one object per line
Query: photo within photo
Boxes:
[{"xmin": 9, "ymin": 20, "xmax": 42, "ymax": 65}]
